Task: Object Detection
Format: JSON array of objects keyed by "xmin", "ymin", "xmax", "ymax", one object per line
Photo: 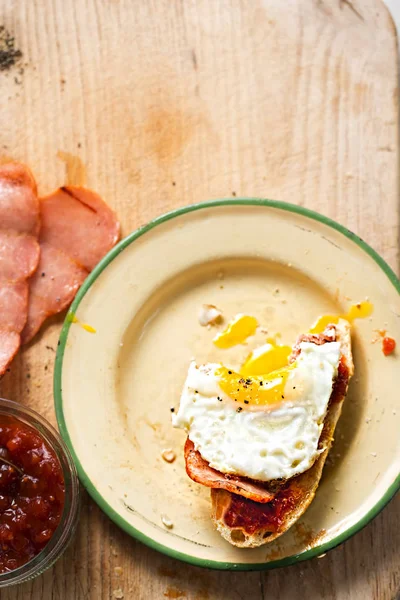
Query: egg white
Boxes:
[{"xmin": 172, "ymin": 341, "xmax": 341, "ymax": 481}]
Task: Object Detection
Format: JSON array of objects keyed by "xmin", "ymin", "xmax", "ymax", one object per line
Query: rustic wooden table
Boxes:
[{"xmin": 0, "ymin": 0, "xmax": 399, "ymax": 598}]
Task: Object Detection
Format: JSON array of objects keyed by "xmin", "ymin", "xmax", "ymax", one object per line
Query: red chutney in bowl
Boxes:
[{"xmin": 0, "ymin": 416, "xmax": 65, "ymax": 573}]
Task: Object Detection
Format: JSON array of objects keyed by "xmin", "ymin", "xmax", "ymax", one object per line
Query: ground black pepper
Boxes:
[{"xmin": 0, "ymin": 27, "xmax": 22, "ymax": 72}]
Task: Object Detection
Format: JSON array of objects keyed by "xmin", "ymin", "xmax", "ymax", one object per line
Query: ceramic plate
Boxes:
[{"xmin": 54, "ymin": 200, "xmax": 400, "ymax": 570}]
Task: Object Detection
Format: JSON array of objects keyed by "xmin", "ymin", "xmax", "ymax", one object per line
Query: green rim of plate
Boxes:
[{"xmin": 54, "ymin": 199, "xmax": 400, "ymax": 571}]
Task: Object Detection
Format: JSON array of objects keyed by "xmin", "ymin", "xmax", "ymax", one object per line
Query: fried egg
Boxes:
[{"xmin": 172, "ymin": 341, "xmax": 341, "ymax": 481}]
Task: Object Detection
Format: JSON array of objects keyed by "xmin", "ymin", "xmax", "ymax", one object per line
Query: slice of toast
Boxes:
[{"xmin": 210, "ymin": 319, "xmax": 353, "ymax": 548}]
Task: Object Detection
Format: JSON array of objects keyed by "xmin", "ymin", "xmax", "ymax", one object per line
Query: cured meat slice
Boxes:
[
  {"xmin": 22, "ymin": 185, "xmax": 120, "ymax": 343},
  {"xmin": 0, "ymin": 163, "xmax": 40, "ymax": 375},
  {"xmin": 0, "ymin": 281, "xmax": 29, "ymax": 333},
  {"xmin": 39, "ymin": 186, "xmax": 120, "ymax": 271},
  {"xmin": 0, "ymin": 331, "xmax": 20, "ymax": 377},
  {"xmin": 0, "ymin": 163, "xmax": 40, "ymax": 236},
  {"xmin": 0, "ymin": 231, "xmax": 40, "ymax": 282},
  {"xmin": 21, "ymin": 242, "xmax": 87, "ymax": 344},
  {"xmin": 0, "ymin": 164, "xmax": 120, "ymax": 352},
  {"xmin": 184, "ymin": 439, "xmax": 275, "ymax": 503},
  {"xmin": 0, "ymin": 281, "xmax": 29, "ymax": 376}
]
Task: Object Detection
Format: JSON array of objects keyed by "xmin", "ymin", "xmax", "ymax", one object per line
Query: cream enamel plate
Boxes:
[{"xmin": 54, "ymin": 200, "xmax": 400, "ymax": 570}]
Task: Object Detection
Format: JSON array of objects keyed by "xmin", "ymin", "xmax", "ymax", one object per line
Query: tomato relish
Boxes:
[
  {"xmin": 223, "ymin": 485, "xmax": 303, "ymax": 535},
  {"xmin": 382, "ymin": 336, "xmax": 396, "ymax": 356},
  {"xmin": 0, "ymin": 416, "xmax": 65, "ymax": 573}
]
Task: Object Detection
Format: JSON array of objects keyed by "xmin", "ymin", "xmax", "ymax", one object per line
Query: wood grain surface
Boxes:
[{"xmin": 0, "ymin": 0, "xmax": 399, "ymax": 598}]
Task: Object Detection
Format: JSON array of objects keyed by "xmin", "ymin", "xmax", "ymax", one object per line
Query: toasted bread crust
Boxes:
[{"xmin": 210, "ymin": 320, "xmax": 353, "ymax": 547}]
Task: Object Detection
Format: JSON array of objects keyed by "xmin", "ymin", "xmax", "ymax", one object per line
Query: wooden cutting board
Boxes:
[{"xmin": 0, "ymin": 0, "xmax": 399, "ymax": 598}]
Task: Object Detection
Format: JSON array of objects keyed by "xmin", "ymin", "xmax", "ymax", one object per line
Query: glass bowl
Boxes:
[{"xmin": 0, "ymin": 398, "xmax": 80, "ymax": 587}]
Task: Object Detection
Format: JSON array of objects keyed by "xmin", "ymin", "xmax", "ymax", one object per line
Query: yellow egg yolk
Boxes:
[
  {"xmin": 216, "ymin": 364, "xmax": 295, "ymax": 407},
  {"xmin": 240, "ymin": 338, "xmax": 291, "ymax": 377},
  {"xmin": 213, "ymin": 315, "xmax": 258, "ymax": 349},
  {"xmin": 309, "ymin": 301, "xmax": 373, "ymax": 334}
]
